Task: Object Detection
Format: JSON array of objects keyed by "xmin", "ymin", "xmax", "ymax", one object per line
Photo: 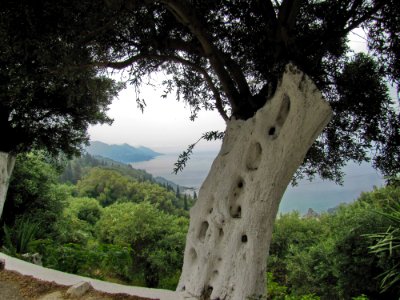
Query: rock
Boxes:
[
  {"xmin": 38, "ymin": 291, "xmax": 63, "ymax": 300},
  {"xmin": 304, "ymin": 208, "xmax": 319, "ymax": 219},
  {"xmin": 0, "ymin": 258, "xmax": 5, "ymax": 270},
  {"xmin": 21, "ymin": 253, "xmax": 43, "ymax": 266},
  {"xmin": 66, "ymin": 281, "xmax": 91, "ymax": 298}
]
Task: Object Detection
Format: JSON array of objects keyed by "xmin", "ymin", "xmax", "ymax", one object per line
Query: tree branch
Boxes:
[
  {"xmin": 99, "ymin": 53, "xmax": 229, "ymax": 121},
  {"xmin": 343, "ymin": 0, "xmax": 386, "ymax": 34},
  {"xmin": 277, "ymin": 0, "xmax": 302, "ymax": 38},
  {"xmin": 159, "ymin": 0, "xmax": 244, "ymax": 113}
]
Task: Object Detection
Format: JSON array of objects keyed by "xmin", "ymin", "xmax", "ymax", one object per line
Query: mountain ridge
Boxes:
[{"xmin": 86, "ymin": 141, "xmax": 162, "ymax": 163}]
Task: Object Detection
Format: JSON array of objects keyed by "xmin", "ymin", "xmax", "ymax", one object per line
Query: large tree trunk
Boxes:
[
  {"xmin": 177, "ymin": 65, "xmax": 332, "ymax": 300},
  {"xmin": 0, "ymin": 152, "xmax": 16, "ymax": 220}
]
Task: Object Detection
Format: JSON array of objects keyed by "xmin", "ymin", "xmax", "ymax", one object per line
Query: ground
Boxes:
[{"xmin": 0, "ymin": 269, "xmax": 155, "ymax": 300}]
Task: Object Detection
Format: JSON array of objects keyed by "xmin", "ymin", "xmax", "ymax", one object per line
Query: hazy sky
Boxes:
[
  {"xmin": 88, "ymin": 28, "xmax": 394, "ymax": 154},
  {"xmin": 89, "ymin": 80, "xmax": 226, "ymax": 153}
]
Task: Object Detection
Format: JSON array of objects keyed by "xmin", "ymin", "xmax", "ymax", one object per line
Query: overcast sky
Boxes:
[{"xmin": 88, "ymin": 78, "xmax": 226, "ymax": 153}]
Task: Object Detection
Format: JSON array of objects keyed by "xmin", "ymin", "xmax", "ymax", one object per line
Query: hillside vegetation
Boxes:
[{"xmin": 1, "ymin": 152, "xmax": 399, "ymax": 299}]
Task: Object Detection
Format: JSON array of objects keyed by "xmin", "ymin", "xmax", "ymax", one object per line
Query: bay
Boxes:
[
  {"xmin": 131, "ymin": 151, "xmax": 217, "ymax": 188},
  {"xmin": 131, "ymin": 151, "xmax": 385, "ymax": 215}
]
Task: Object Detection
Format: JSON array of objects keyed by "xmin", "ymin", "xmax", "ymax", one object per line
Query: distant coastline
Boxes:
[{"xmin": 86, "ymin": 141, "xmax": 162, "ymax": 164}]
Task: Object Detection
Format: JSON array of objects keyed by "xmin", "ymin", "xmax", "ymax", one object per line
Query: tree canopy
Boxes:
[
  {"xmin": 2, "ymin": 0, "xmax": 399, "ymax": 180},
  {"xmin": 0, "ymin": 0, "xmax": 122, "ymax": 156}
]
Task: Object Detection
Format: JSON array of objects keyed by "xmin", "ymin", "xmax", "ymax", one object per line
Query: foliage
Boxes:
[
  {"xmin": 1, "ymin": 152, "xmax": 190, "ymax": 289},
  {"xmin": 269, "ymin": 185, "xmax": 400, "ymax": 299},
  {"xmin": 54, "ymin": 197, "xmax": 102, "ymax": 244},
  {"xmin": 0, "ymin": 0, "xmax": 122, "ymax": 156},
  {"xmin": 2, "ymin": 152, "xmax": 68, "ymax": 238},
  {"xmin": 268, "ymin": 212, "xmax": 325, "ymax": 284},
  {"xmin": 365, "ymin": 197, "xmax": 400, "ymax": 293},
  {"xmin": 95, "ymin": 201, "xmax": 188, "ymax": 287},
  {"xmin": 76, "ymin": 168, "xmax": 131, "ymax": 206},
  {"xmin": 59, "ymin": 153, "xmax": 154, "ymax": 184},
  {"xmin": 76, "ymin": 167, "xmax": 189, "ymax": 214},
  {"xmin": 3, "ymin": 152, "xmax": 400, "ymax": 296},
  {"xmin": 173, "ymin": 130, "xmax": 225, "ymax": 173},
  {"xmin": 29, "ymin": 240, "xmax": 133, "ymax": 281},
  {"xmin": 2, "ymin": 219, "xmax": 39, "ymax": 256}
]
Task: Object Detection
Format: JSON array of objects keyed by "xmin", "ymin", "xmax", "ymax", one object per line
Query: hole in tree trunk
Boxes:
[
  {"xmin": 246, "ymin": 142, "xmax": 262, "ymax": 170},
  {"xmin": 267, "ymin": 94, "xmax": 291, "ymax": 140},
  {"xmin": 203, "ymin": 286, "xmax": 213, "ymax": 299},
  {"xmin": 276, "ymin": 94, "xmax": 291, "ymax": 127},
  {"xmin": 230, "ymin": 205, "xmax": 241, "ymax": 218},
  {"xmin": 198, "ymin": 221, "xmax": 209, "ymax": 242},
  {"xmin": 268, "ymin": 127, "xmax": 276, "ymax": 136},
  {"xmin": 189, "ymin": 248, "xmax": 197, "ymax": 262},
  {"xmin": 241, "ymin": 234, "xmax": 248, "ymax": 243},
  {"xmin": 229, "ymin": 177, "xmax": 244, "ymax": 218}
]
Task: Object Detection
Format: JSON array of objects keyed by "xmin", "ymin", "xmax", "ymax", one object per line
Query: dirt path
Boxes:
[{"xmin": 0, "ymin": 269, "xmax": 155, "ymax": 300}]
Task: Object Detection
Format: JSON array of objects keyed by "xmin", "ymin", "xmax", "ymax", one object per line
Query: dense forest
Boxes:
[{"xmin": 1, "ymin": 152, "xmax": 399, "ymax": 299}]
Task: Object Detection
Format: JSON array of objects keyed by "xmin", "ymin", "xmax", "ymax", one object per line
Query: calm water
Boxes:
[
  {"xmin": 131, "ymin": 151, "xmax": 217, "ymax": 188},
  {"xmin": 131, "ymin": 152, "xmax": 385, "ymax": 214}
]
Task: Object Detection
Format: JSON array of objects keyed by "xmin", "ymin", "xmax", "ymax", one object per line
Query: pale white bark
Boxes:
[
  {"xmin": 0, "ymin": 152, "xmax": 16, "ymax": 220},
  {"xmin": 177, "ymin": 64, "xmax": 332, "ymax": 300}
]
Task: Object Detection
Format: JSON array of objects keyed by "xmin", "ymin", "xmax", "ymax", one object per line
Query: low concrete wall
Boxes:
[{"xmin": 0, "ymin": 253, "xmax": 183, "ymax": 300}]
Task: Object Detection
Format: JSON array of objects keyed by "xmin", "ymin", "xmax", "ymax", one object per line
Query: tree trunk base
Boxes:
[
  {"xmin": 177, "ymin": 64, "xmax": 332, "ymax": 300},
  {"xmin": 0, "ymin": 152, "xmax": 16, "ymax": 219}
]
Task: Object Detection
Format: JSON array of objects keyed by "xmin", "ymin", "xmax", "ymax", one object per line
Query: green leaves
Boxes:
[
  {"xmin": 269, "ymin": 184, "xmax": 400, "ymax": 298},
  {"xmin": 364, "ymin": 196, "xmax": 400, "ymax": 292},
  {"xmin": 0, "ymin": 1, "xmax": 122, "ymax": 155},
  {"xmin": 173, "ymin": 143, "xmax": 195, "ymax": 174},
  {"xmin": 173, "ymin": 130, "xmax": 224, "ymax": 174},
  {"xmin": 2, "ymin": 219, "xmax": 39, "ymax": 256},
  {"xmin": 95, "ymin": 201, "xmax": 188, "ymax": 287}
]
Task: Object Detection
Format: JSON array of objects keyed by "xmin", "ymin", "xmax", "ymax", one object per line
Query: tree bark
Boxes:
[
  {"xmin": 177, "ymin": 64, "xmax": 332, "ymax": 300},
  {"xmin": 0, "ymin": 152, "xmax": 16, "ymax": 220}
]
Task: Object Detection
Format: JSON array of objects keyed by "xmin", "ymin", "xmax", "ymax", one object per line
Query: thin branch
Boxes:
[
  {"xmin": 97, "ymin": 54, "xmax": 148, "ymax": 69},
  {"xmin": 351, "ymin": 30, "xmax": 367, "ymax": 42},
  {"xmin": 163, "ymin": 38, "xmax": 204, "ymax": 57},
  {"xmin": 343, "ymin": 1, "xmax": 386, "ymax": 34},
  {"xmin": 223, "ymin": 55, "xmax": 251, "ymax": 100},
  {"xmin": 173, "ymin": 130, "xmax": 225, "ymax": 173}
]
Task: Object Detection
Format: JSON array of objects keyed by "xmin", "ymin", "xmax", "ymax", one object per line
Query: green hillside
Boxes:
[{"xmin": 86, "ymin": 141, "xmax": 161, "ymax": 163}]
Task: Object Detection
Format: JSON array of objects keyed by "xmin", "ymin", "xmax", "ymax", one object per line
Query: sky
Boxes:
[{"xmin": 89, "ymin": 79, "xmax": 226, "ymax": 153}]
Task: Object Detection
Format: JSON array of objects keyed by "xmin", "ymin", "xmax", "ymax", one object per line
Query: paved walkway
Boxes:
[{"xmin": 0, "ymin": 253, "xmax": 183, "ymax": 300}]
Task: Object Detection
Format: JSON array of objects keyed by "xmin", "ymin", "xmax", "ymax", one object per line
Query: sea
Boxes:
[{"xmin": 131, "ymin": 151, "xmax": 385, "ymax": 215}]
